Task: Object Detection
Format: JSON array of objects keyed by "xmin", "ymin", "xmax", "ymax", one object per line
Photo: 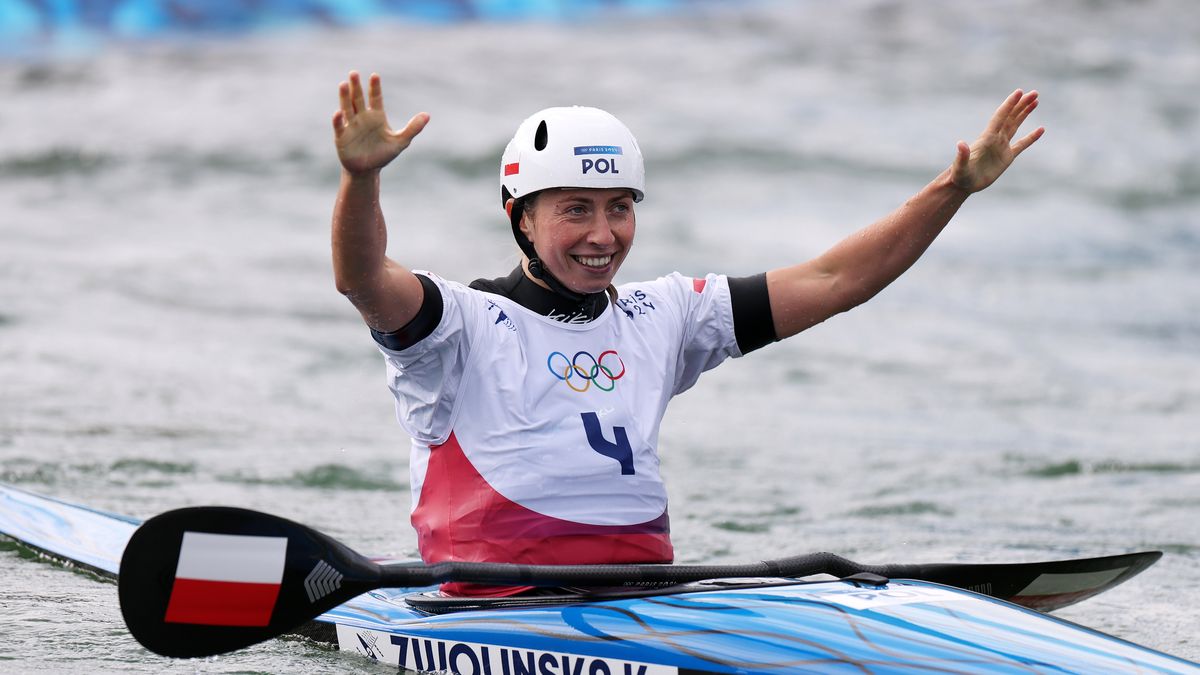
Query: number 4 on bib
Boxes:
[{"xmin": 580, "ymin": 412, "xmax": 635, "ymax": 475}]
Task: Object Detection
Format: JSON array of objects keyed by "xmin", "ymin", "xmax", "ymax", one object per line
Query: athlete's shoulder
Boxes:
[
  {"xmin": 402, "ymin": 270, "xmax": 517, "ymax": 341},
  {"xmin": 608, "ymin": 273, "xmax": 727, "ymax": 324},
  {"xmin": 417, "ymin": 270, "xmax": 503, "ymax": 309},
  {"xmin": 417, "ymin": 270, "xmax": 468, "ymax": 295},
  {"xmin": 615, "ymin": 272, "xmax": 727, "ymax": 301}
]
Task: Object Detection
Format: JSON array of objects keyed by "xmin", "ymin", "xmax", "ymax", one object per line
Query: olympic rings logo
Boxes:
[{"xmin": 547, "ymin": 350, "xmax": 626, "ymax": 393}]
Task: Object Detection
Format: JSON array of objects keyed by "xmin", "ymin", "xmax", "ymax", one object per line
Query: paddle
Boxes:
[{"xmin": 118, "ymin": 506, "xmax": 1161, "ymax": 658}]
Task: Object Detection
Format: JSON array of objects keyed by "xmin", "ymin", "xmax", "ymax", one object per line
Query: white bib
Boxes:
[{"xmin": 380, "ymin": 272, "xmax": 741, "ymax": 528}]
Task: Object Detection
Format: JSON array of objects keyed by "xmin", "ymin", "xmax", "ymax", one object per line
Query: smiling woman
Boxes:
[
  {"xmin": 330, "ymin": 73, "xmax": 780, "ymax": 597},
  {"xmin": 328, "ymin": 70, "xmax": 1044, "ymax": 599}
]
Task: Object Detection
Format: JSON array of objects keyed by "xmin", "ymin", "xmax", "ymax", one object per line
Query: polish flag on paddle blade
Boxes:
[{"xmin": 164, "ymin": 532, "xmax": 288, "ymax": 627}]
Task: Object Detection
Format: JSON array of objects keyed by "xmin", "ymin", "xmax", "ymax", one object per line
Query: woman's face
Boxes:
[{"xmin": 518, "ymin": 188, "xmax": 636, "ymax": 294}]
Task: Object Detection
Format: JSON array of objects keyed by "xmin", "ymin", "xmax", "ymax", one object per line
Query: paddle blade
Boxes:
[
  {"xmin": 901, "ymin": 550, "xmax": 1162, "ymax": 612},
  {"xmin": 118, "ymin": 507, "xmax": 381, "ymax": 658}
]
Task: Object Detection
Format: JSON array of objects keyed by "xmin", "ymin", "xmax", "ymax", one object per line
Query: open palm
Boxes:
[
  {"xmin": 951, "ymin": 89, "xmax": 1044, "ymax": 193},
  {"xmin": 332, "ymin": 72, "xmax": 429, "ymax": 175}
]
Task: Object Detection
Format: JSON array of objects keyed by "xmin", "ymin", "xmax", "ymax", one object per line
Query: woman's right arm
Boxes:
[{"xmin": 331, "ymin": 71, "xmax": 430, "ymax": 333}]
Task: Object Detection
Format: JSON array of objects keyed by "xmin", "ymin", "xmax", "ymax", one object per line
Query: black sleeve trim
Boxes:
[
  {"xmin": 370, "ymin": 274, "xmax": 443, "ymax": 351},
  {"xmin": 728, "ymin": 273, "xmax": 778, "ymax": 355}
]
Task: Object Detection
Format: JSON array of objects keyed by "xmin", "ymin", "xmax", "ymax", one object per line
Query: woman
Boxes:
[{"xmin": 331, "ymin": 72, "xmax": 1043, "ymax": 596}]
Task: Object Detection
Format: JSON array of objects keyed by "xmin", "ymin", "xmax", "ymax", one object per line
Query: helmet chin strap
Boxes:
[
  {"xmin": 511, "ymin": 197, "xmax": 592, "ymax": 304},
  {"xmin": 525, "ymin": 257, "xmax": 586, "ymax": 303}
]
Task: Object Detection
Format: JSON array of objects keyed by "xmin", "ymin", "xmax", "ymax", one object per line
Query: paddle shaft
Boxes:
[{"xmin": 379, "ymin": 553, "xmax": 904, "ymax": 588}]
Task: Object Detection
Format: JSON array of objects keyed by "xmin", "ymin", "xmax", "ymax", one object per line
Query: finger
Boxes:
[
  {"xmin": 368, "ymin": 72, "xmax": 384, "ymax": 111},
  {"xmin": 952, "ymin": 140, "xmax": 970, "ymax": 174},
  {"xmin": 1010, "ymin": 126, "xmax": 1045, "ymax": 158},
  {"xmin": 332, "ymin": 110, "xmax": 344, "ymax": 135},
  {"xmin": 1001, "ymin": 91, "xmax": 1039, "ymax": 138},
  {"xmin": 394, "ymin": 112, "xmax": 431, "ymax": 143},
  {"xmin": 338, "ymin": 81, "xmax": 354, "ymax": 121},
  {"xmin": 349, "ymin": 71, "xmax": 366, "ymax": 115},
  {"xmin": 1012, "ymin": 90, "xmax": 1038, "ymax": 117},
  {"xmin": 986, "ymin": 89, "xmax": 1023, "ymax": 132},
  {"xmin": 1009, "ymin": 98, "xmax": 1038, "ymax": 135},
  {"xmin": 1014, "ymin": 94, "xmax": 1038, "ymax": 119},
  {"xmin": 991, "ymin": 92, "xmax": 1036, "ymax": 141}
]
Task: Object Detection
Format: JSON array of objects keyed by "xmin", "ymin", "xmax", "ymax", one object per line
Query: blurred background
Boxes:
[{"xmin": 2, "ymin": 0, "xmax": 1197, "ymax": 670}]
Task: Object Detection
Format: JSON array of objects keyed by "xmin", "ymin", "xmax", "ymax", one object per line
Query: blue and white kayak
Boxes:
[
  {"xmin": 326, "ymin": 578, "xmax": 1198, "ymax": 674},
  {"xmin": 2, "ymin": 482, "xmax": 1197, "ymax": 673}
]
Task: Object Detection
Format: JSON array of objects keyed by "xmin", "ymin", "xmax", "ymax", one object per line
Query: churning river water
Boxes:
[{"xmin": 1, "ymin": 0, "xmax": 1198, "ymax": 670}]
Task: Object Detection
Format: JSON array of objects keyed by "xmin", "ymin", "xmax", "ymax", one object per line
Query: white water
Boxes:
[{"xmin": 2, "ymin": 0, "xmax": 1197, "ymax": 670}]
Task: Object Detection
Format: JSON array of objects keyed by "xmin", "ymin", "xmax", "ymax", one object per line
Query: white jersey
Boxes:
[{"xmin": 377, "ymin": 271, "xmax": 742, "ymax": 592}]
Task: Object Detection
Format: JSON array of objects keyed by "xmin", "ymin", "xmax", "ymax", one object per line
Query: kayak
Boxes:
[{"xmin": 2, "ymin": 482, "xmax": 1197, "ymax": 673}]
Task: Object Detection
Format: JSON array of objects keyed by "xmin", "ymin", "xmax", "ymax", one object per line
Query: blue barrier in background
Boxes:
[{"xmin": 0, "ymin": 0, "xmax": 692, "ymax": 41}]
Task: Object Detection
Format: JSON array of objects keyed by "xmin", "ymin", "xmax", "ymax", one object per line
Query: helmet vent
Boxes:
[{"xmin": 534, "ymin": 120, "xmax": 548, "ymax": 151}]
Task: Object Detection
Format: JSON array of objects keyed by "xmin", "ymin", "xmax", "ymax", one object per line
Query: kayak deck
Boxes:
[
  {"xmin": 323, "ymin": 578, "xmax": 1199, "ymax": 673},
  {"xmin": 0, "ymin": 482, "xmax": 136, "ymax": 579}
]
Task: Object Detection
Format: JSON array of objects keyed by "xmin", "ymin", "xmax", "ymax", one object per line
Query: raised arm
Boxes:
[
  {"xmin": 331, "ymin": 71, "xmax": 430, "ymax": 333},
  {"xmin": 767, "ymin": 89, "xmax": 1045, "ymax": 340}
]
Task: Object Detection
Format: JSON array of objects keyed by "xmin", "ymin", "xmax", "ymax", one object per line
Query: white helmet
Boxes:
[{"xmin": 500, "ymin": 106, "xmax": 645, "ymax": 207}]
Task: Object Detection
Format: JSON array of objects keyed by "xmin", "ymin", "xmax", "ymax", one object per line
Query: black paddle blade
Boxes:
[
  {"xmin": 118, "ymin": 507, "xmax": 383, "ymax": 658},
  {"xmin": 890, "ymin": 550, "xmax": 1162, "ymax": 612}
]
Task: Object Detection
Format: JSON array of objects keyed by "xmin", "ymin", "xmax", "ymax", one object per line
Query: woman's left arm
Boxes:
[{"xmin": 766, "ymin": 89, "xmax": 1045, "ymax": 340}]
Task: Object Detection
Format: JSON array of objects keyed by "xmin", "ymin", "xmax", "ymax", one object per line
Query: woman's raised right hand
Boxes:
[{"xmin": 332, "ymin": 71, "xmax": 429, "ymax": 175}]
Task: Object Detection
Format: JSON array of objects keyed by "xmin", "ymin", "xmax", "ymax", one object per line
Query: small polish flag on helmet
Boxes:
[{"xmin": 163, "ymin": 532, "xmax": 288, "ymax": 627}]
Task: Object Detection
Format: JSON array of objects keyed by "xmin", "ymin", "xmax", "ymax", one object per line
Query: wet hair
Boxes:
[{"xmin": 520, "ymin": 192, "xmax": 541, "ymax": 223}]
